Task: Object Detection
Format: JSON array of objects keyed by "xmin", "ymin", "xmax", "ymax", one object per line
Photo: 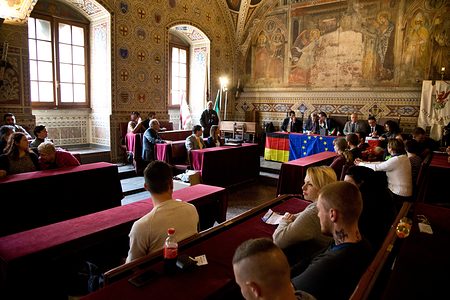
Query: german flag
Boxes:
[{"xmin": 264, "ymin": 132, "xmax": 290, "ymax": 162}]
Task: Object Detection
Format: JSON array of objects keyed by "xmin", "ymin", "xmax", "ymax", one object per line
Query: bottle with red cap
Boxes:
[{"xmin": 163, "ymin": 228, "xmax": 178, "ymax": 274}]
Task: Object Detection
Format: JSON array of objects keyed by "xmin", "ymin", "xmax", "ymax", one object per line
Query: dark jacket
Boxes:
[
  {"xmin": 281, "ymin": 117, "xmax": 303, "ymax": 133},
  {"xmin": 142, "ymin": 128, "xmax": 164, "ymax": 162},
  {"xmin": 368, "ymin": 124, "xmax": 385, "ymax": 137}
]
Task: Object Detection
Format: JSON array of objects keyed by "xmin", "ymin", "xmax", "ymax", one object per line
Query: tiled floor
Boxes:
[{"xmin": 119, "ymin": 156, "xmax": 282, "ymax": 219}]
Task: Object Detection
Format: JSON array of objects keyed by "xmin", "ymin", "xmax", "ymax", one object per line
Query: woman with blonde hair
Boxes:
[
  {"xmin": 273, "ymin": 166, "xmax": 337, "ymax": 260},
  {"xmin": 206, "ymin": 125, "xmax": 222, "ymax": 148}
]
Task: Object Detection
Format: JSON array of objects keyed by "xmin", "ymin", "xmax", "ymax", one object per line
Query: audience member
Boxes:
[
  {"xmin": 444, "ymin": 122, "xmax": 450, "ymax": 147},
  {"xmin": 30, "ymin": 125, "xmax": 49, "ymax": 150},
  {"xmin": 185, "ymin": 125, "xmax": 205, "ymax": 152},
  {"xmin": 412, "ymin": 127, "xmax": 438, "ymax": 158},
  {"xmin": 395, "ymin": 133, "xmax": 411, "ymax": 143},
  {"xmin": 356, "ymin": 139, "xmax": 412, "ymax": 210},
  {"xmin": 37, "ymin": 141, "xmax": 80, "ymax": 170},
  {"xmin": 273, "ymin": 166, "xmax": 336, "ymax": 264},
  {"xmin": 355, "ymin": 131, "xmax": 369, "ymax": 151},
  {"xmin": 367, "ymin": 116, "xmax": 384, "ymax": 138},
  {"xmin": 206, "ymin": 125, "xmax": 222, "ymax": 148},
  {"xmin": 343, "ymin": 113, "xmax": 366, "ymax": 135},
  {"xmin": 281, "ymin": 110, "xmax": 302, "ymax": 133},
  {"xmin": 346, "ymin": 133, "xmax": 362, "ymax": 160},
  {"xmin": 232, "ymin": 238, "xmax": 315, "ymax": 300},
  {"xmin": 379, "ymin": 120, "xmax": 400, "ymax": 141},
  {"xmin": 142, "ymin": 119, "xmax": 164, "ymax": 164},
  {"xmin": 303, "ymin": 112, "xmax": 319, "ymax": 133},
  {"xmin": 126, "ymin": 161, "xmax": 199, "ymax": 263},
  {"xmin": 3, "ymin": 113, "xmax": 32, "ymax": 139},
  {"xmin": 291, "ymin": 181, "xmax": 373, "ymax": 300},
  {"xmin": 330, "ymin": 137, "xmax": 352, "ymax": 178},
  {"xmin": 200, "ymin": 101, "xmax": 219, "ymax": 138},
  {"xmin": 344, "ymin": 166, "xmax": 396, "ymax": 250},
  {"xmin": 0, "ymin": 132, "xmax": 39, "ymax": 177},
  {"xmin": 405, "ymin": 139, "xmax": 423, "ymax": 186},
  {"xmin": 0, "ymin": 125, "xmax": 14, "ymax": 154},
  {"xmin": 127, "ymin": 111, "xmax": 142, "ymax": 133},
  {"xmin": 132, "ymin": 112, "xmax": 157, "ymax": 134},
  {"xmin": 318, "ymin": 112, "xmax": 338, "ymax": 136}
]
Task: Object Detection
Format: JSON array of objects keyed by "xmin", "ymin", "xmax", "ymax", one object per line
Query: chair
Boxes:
[{"xmin": 329, "ymin": 114, "xmax": 349, "ymax": 135}]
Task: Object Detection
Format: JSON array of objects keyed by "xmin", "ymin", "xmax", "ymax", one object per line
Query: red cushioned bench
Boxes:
[
  {"xmin": 0, "ymin": 162, "xmax": 123, "ymax": 236},
  {"xmin": 0, "ymin": 184, "xmax": 227, "ymax": 298}
]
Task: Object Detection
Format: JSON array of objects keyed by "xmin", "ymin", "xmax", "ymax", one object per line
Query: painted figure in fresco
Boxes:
[
  {"xmin": 267, "ymin": 28, "xmax": 285, "ymax": 82},
  {"xmin": 403, "ymin": 11, "xmax": 430, "ymax": 78},
  {"xmin": 289, "ymin": 29, "xmax": 320, "ymax": 84},
  {"xmin": 430, "ymin": 12, "xmax": 449, "ymax": 75},
  {"xmin": 375, "ymin": 12, "xmax": 395, "ymax": 80},
  {"xmin": 291, "ymin": 29, "xmax": 320, "ymax": 65},
  {"xmin": 254, "ymin": 31, "xmax": 270, "ymax": 81}
]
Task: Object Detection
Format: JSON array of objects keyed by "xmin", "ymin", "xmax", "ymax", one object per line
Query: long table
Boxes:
[
  {"xmin": 381, "ymin": 203, "xmax": 450, "ymax": 299},
  {"xmin": 276, "ymin": 151, "xmax": 337, "ymax": 195},
  {"xmin": 418, "ymin": 153, "xmax": 450, "ymax": 204},
  {"xmin": 0, "ymin": 162, "xmax": 123, "ymax": 236},
  {"xmin": 264, "ymin": 132, "xmax": 336, "ymax": 162},
  {"xmin": 191, "ymin": 143, "xmax": 260, "ymax": 187},
  {"xmin": 0, "ymin": 184, "xmax": 227, "ymax": 299},
  {"xmin": 81, "ymin": 196, "xmax": 311, "ymax": 300}
]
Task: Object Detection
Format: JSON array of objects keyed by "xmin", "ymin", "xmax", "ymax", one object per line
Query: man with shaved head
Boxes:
[
  {"xmin": 200, "ymin": 100, "xmax": 219, "ymax": 138},
  {"xmin": 232, "ymin": 238, "xmax": 314, "ymax": 300}
]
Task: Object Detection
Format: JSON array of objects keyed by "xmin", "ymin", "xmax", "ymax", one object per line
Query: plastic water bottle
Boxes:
[{"xmin": 163, "ymin": 228, "xmax": 178, "ymax": 274}]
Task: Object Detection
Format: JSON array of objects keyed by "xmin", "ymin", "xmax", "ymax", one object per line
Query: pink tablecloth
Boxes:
[
  {"xmin": 276, "ymin": 151, "xmax": 337, "ymax": 195},
  {"xmin": 190, "ymin": 143, "xmax": 260, "ymax": 187}
]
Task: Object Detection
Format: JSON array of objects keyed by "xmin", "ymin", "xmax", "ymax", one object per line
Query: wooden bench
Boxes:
[
  {"xmin": 0, "ymin": 184, "xmax": 227, "ymax": 299},
  {"xmin": 0, "ymin": 162, "xmax": 123, "ymax": 236}
]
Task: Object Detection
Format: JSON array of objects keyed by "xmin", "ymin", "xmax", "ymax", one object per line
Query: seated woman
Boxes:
[
  {"xmin": 356, "ymin": 139, "xmax": 412, "ymax": 210},
  {"xmin": 38, "ymin": 141, "xmax": 80, "ymax": 170},
  {"xmin": 0, "ymin": 132, "xmax": 39, "ymax": 178},
  {"xmin": 127, "ymin": 111, "xmax": 142, "ymax": 133},
  {"xmin": 379, "ymin": 120, "xmax": 400, "ymax": 141},
  {"xmin": 344, "ymin": 165, "xmax": 396, "ymax": 250},
  {"xmin": 205, "ymin": 125, "xmax": 222, "ymax": 148},
  {"xmin": 330, "ymin": 137, "xmax": 353, "ymax": 179},
  {"xmin": 273, "ymin": 166, "xmax": 336, "ymax": 264}
]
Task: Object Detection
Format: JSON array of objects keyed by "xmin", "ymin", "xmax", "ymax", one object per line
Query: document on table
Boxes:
[{"xmin": 261, "ymin": 209, "xmax": 284, "ymax": 225}]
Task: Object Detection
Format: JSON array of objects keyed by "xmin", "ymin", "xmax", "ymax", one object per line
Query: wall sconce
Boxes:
[{"xmin": 441, "ymin": 66, "xmax": 445, "ymax": 81}]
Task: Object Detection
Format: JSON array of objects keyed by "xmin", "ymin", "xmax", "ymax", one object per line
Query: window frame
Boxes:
[
  {"xmin": 29, "ymin": 13, "xmax": 90, "ymax": 109},
  {"xmin": 168, "ymin": 43, "xmax": 189, "ymax": 108}
]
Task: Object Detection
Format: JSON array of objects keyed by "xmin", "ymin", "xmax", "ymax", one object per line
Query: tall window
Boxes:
[
  {"xmin": 170, "ymin": 45, "xmax": 188, "ymax": 106},
  {"xmin": 28, "ymin": 16, "xmax": 89, "ymax": 107}
]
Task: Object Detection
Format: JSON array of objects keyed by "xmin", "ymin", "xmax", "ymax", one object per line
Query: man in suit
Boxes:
[
  {"xmin": 343, "ymin": 113, "xmax": 366, "ymax": 135},
  {"xmin": 367, "ymin": 116, "xmax": 384, "ymax": 138},
  {"xmin": 281, "ymin": 110, "xmax": 302, "ymax": 133},
  {"xmin": 318, "ymin": 112, "xmax": 338, "ymax": 136},
  {"xmin": 185, "ymin": 125, "xmax": 205, "ymax": 152},
  {"xmin": 142, "ymin": 119, "xmax": 164, "ymax": 163},
  {"xmin": 200, "ymin": 101, "xmax": 219, "ymax": 138}
]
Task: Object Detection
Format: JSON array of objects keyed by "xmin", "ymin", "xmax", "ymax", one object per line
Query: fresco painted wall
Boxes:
[{"xmin": 247, "ymin": 0, "xmax": 449, "ymax": 88}]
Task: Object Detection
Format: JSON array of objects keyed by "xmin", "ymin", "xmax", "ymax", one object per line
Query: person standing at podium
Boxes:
[
  {"xmin": 281, "ymin": 110, "xmax": 302, "ymax": 133},
  {"xmin": 200, "ymin": 101, "xmax": 219, "ymax": 138}
]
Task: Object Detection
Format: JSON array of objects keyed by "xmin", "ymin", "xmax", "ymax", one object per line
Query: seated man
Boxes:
[
  {"xmin": 346, "ymin": 133, "xmax": 362, "ymax": 159},
  {"xmin": 412, "ymin": 127, "xmax": 438, "ymax": 158},
  {"xmin": 355, "ymin": 131, "xmax": 369, "ymax": 151},
  {"xmin": 343, "ymin": 113, "xmax": 366, "ymax": 135},
  {"xmin": 185, "ymin": 125, "xmax": 205, "ymax": 152},
  {"xmin": 3, "ymin": 113, "xmax": 32, "ymax": 139},
  {"xmin": 292, "ymin": 181, "xmax": 373, "ymax": 300},
  {"xmin": 126, "ymin": 161, "xmax": 199, "ymax": 263},
  {"xmin": 318, "ymin": 112, "xmax": 338, "ymax": 136},
  {"xmin": 142, "ymin": 119, "xmax": 164, "ymax": 164},
  {"xmin": 281, "ymin": 110, "xmax": 302, "ymax": 133},
  {"xmin": 30, "ymin": 125, "xmax": 50, "ymax": 150},
  {"xmin": 37, "ymin": 141, "xmax": 80, "ymax": 169},
  {"xmin": 233, "ymin": 238, "xmax": 315, "ymax": 300},
  {"xmin": 0, "ymin": 125, "xmax": 14, "ymax": 154},
  {"xmin": 367, "ymin": 116, "xmax": 384, "ymax": 138},
  {"xmin": 304, "ymin": 112, "xmax": 319, "ymax": 133}
]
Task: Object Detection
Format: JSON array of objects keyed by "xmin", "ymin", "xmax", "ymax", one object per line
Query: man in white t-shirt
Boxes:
[{"xmin": 126, "ymin": 161, "xmax": 199, "ymax": 263}]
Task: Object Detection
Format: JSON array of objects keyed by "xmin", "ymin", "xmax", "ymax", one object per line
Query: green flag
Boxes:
[{"xmin": 214, "ymin": 89, "xmax": 220, "ymax": 114}]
